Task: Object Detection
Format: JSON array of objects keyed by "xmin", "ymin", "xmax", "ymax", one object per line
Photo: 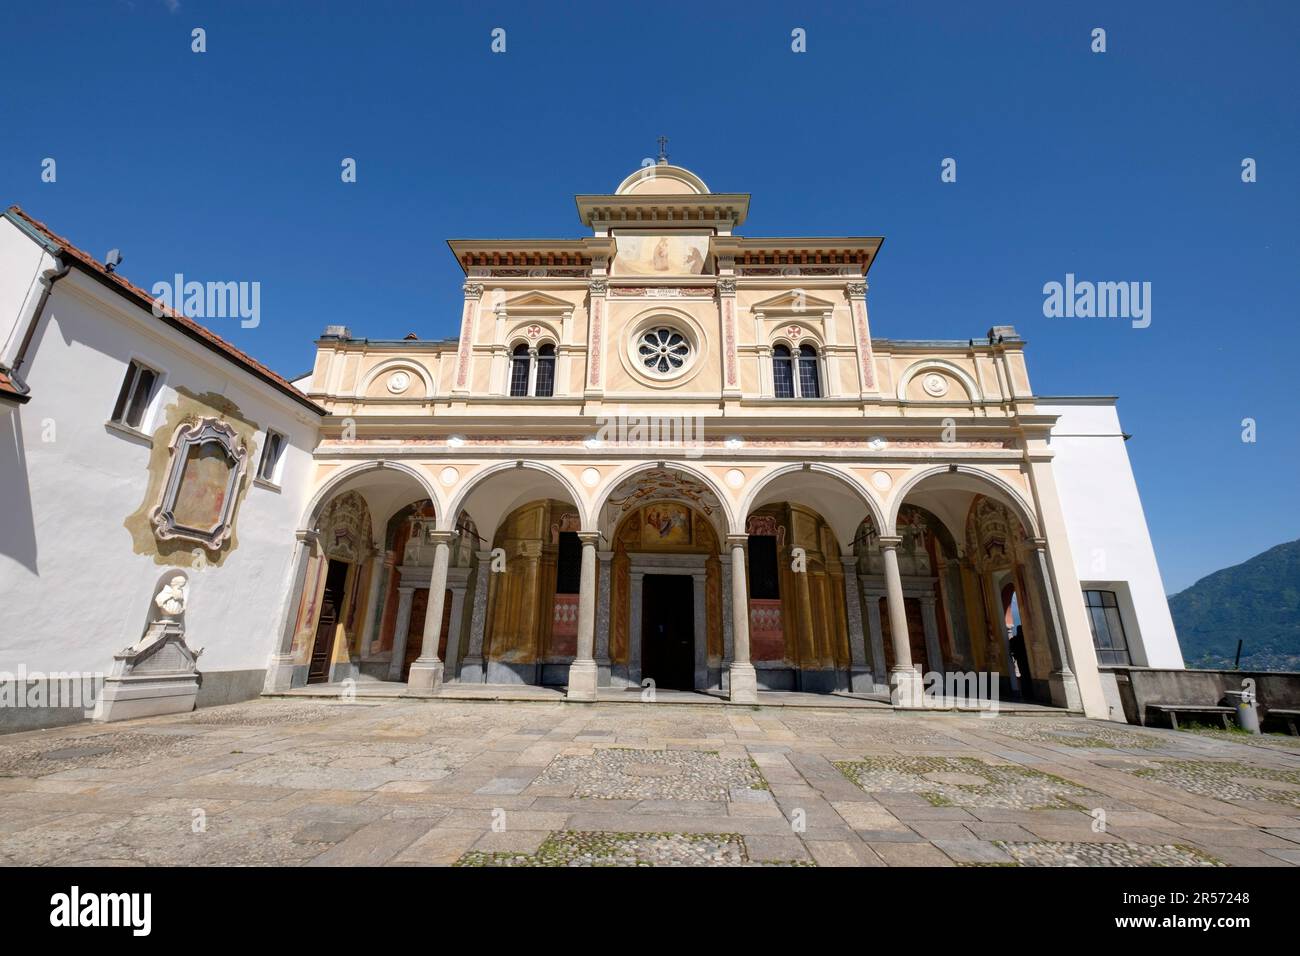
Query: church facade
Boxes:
[{"xmin": 0, "ymin": 160, "xmax": 1182, "ymax": 730}]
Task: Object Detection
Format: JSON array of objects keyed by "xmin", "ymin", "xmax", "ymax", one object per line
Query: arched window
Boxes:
[
  {"xmin": 797, "ymin": 344, "xmax": 821, "ymax": 398},
  {"xmin": 772, "ymin": 345, "xmax": 795, "ymax": 398},
  {"xmin": 534, "ymin": 343, "xmax": 556, "ymax": 397},
  {"xmin": 508, "ymin": 344, "xmax": 530, "ymax": 397}
]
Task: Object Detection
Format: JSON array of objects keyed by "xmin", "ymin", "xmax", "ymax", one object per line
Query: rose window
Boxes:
[{"xmin": 638, "ymin": 327, "xmax": 691, "ymax": 375}]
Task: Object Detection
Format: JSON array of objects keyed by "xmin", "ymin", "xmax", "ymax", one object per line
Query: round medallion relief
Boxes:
[
  {"xmin": 439, "ymin": 466, "xmax": 459, "ymax": 487},
  {"xmin": 871, "ymin": 470, "xmax": 893, "ymax": 491},
  {"xmin": 386, "ymin": 370, "xmax": 412, "ymax": 394},
  {"xmin": 922, "ymin": 372, "xmax": 949, "ymax": 398},
  {"xmin": 581, "ymin": 467, "xmax": 601, "ymax": 488},
  {"xmin": 725, "ymin": 468, "xmax": 746, "ymax": 489}
]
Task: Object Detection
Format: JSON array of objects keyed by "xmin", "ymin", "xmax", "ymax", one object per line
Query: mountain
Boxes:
[{"xmin": 1168, "ymin": 539, "xmax": 1300, "ymax": 671}]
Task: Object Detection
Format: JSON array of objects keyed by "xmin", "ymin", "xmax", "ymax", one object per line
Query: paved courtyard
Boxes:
[{"xmin": 1, "ymin": 698, "xmax": 1298, "ymax": 867}]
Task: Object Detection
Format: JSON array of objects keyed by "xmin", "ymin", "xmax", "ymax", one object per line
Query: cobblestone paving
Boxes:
[
  {"xmin": 455, "ymin": 830, "xmax": 807, "ymax": 867},
  {"xmin": 997, "ymin": 842, "xmax": 1224, "ymax": 867},
  {"xmin": 774, "ymin": 714, "xmax": 958, "ymax": 747},
  {"xmin": 532, "ymin": 748, "xmax": 765, "ymax": 800},
  {"xmin": 1121, "ymin": 760, "xmax": 1300, "ymax": 808},
  {"xmin": 0, "ymin": 730, "xmax": 209, "ymax": 778},
  {"xmin": 1184, "ymin": 728, "xmax": 1300, "ymax": 752},
  {"xmin": 985, "ymin": 719, "xmax": 1165, "ymax": 750},
  {"xmin": 835, "ymin": 755, "xmax": 1096, "ymax": 809},
  {"xmin": 0, "ymin": 700, "xmax": 1296, "ymax": 866}
]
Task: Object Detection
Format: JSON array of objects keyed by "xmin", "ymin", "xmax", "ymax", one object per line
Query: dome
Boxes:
[{"xmin": 614, "ymin": 163, "xmax": 711, "ymax": 196}]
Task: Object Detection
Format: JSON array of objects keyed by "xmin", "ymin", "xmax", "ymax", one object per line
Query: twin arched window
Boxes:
[
  {"xmin": 773, "ymin": 344, "xmax": 821, "ymax": 399},
  {"xmin": 509, "ymin": 342, "xmax": 556, "ymax": 397}
]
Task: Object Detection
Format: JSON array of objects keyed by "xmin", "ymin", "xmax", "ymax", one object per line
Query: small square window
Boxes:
[
  {"xmin": 110, "ymin": 360, "xmax": 159, "ymax": 430},
  {"xmin": 258, "ymin": 429, "xmax": 287, "ymax": 484}
]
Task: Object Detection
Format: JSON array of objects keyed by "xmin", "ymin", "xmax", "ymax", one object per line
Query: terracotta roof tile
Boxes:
[{"xmin": 6, "ymin": 206, "xmax": 322, "ymax": 415}]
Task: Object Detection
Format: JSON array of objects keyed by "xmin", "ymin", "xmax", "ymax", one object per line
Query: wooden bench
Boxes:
[
  {"xmin": 1266, "ymin": 708, "xmax": 1300, "ymax": 736},
  {"xmin": 1143, "ymin": 703, "xmax": 1234, "ymax": 731}
]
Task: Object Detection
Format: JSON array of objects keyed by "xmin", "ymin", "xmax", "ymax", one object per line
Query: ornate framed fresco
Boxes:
[
  {"xmin": 151, "ymin": 417, "xmax": 249, "ymax": 551},
  {"xmin": 640, "ymin": 502, "xmax": 692, "ymax": 546}
]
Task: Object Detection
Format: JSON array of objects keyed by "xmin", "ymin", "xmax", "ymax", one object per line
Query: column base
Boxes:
[
  {"xmin": 406, "ymin": 659, "xmax": 444, "ymax": 696},
  {"xmin": 263, "ymin": 655, "xmax": 299, "ymax": 693},
  {"xmin": 458, "ymin": 657, "xmax": 485, "ymax": 683},
  {"xmin": 728, "ymin": 662, "xmax": 758, "ymax": 704},
  {"xmin": 1048, "ymin": 669, "xmax": 1083, "ymax": 711},
  {"xmin": 566, "ymin": 659, "xmax": 599, "ymax": 701},
  {"xmin": 890, "ymin": 666, "xmax": 924, "ymax": 708},
  {"xmin": 849, "ymin": 666, "xmax": 876, "ymax": 694}
]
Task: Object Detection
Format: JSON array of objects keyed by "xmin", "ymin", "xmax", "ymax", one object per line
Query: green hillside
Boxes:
[{"xmin": 1168, "ymin": 539, "xmax": 1300, "ymax": 671}]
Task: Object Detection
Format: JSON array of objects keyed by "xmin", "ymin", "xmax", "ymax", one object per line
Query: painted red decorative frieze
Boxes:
[
  {"xmin": 723, "ymin": 297, "xmax": 737, "ymax": 386},
  {"xmin": 455, "ymin": 295, "xmax": 477, "ymax": 388},
  {"xmin": 588, "ymin": 297, "xmax": 603, "ymax": 387}
]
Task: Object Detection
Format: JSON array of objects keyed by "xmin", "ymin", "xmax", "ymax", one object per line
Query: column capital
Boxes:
[
  {"xmin": 295, "ymin": 528, "xmax": 320, "ymax": 545},
  {"xmin": 1028, "ymin": 536, "xmax": 1050, "ymax": 552},
  {"xmin": 577, "ymin": 531, "xmax": 601, "ymax": 546},
  {"xmin": 877, "ymin": 535, "xmax": 903, "ymax": 549},
  {"xmin": 475, "ymin": 548, "xmax": 494, "ymax": 562},
  {"xmin": 597, "ymin": 550, "xmax": 615, "ymax": 562},
  {"xmin": 725, "ymin": 533, "xmax": 749, "ymax": 549},
  {"xmin": 427, "ymin": 530, "xmax": 455, "ymax": 546},
  {"xmin": 839, "ymin": 554, "xmax": 857, "ymax": 568}
]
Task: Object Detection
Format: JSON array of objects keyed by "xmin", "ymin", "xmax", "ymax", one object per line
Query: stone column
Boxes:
[
  {"xmin": 525, "ymin": 346, "xmax": 539, "ymax": 396},
  {"xmin": 566, "ymin": 532, "xmax": 600, "ymax": 700},
  {"xmin": 357, "ymin": 548, "xmax": 387, "ymax": 660},
  {"xmin": 1030, "ymin": 538, "xmax": 1083, "ymax": 710},
  {"xmin": 407, "ymin": 532, "xmax": 452, "ymax": 695},
  {"xmin": 629, "ymin": 570, "xmax": 645, "ymax": 685},
  {"xmin": 387, "ymin": 585, "xmax": 416, "ymax": 681},
  {"xmin": 264, "ymin": 529, "xmax": 318, "ymax": 692},
  {"xmin": 692, "ymin": 570, "xmax": 708, "ymax": 690},
  {"xmin": 840, "ymin": 556, "xmax": 871, "ymax": 692},
  {"xmin": 720, "ymin": 560, "xmax": 734, "ymax": 664},
  {"xmin": 442, "ymin": 570, "xmax": 469, "ymax": 680},
  {"xmin": 864, "ymin": 588, "xmax": 888, "ymax": 687},
  {"xmin": 727, "ymin": 534, "xmax": 758, "ymax": 703},
  {"xmin": 920, "ymin": 593, "xmax": 945, "ymax": 677},
  {"xmin": 880, "ymin": 536, "xmax": 922, "ymax": 706},
  {"xmin": 595, "ymin": 550, "xmax": 613, "ymax": 685},
  {"xmin": 459, "ymin": 549, "xmax": 492, "ymax": 683}
]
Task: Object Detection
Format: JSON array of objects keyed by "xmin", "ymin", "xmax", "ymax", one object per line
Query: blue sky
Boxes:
[{"xmin": 2, "ymin": 1, "xmax": 1296, "ymax": 593}]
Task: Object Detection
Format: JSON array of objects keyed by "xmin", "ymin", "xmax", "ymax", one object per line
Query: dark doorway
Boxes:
[
  {"xmin": 308, "ymin": 559, "xmax": 350, "ymax": 683},
  {"xmin": 641, "ymin": 574, "xmax": 695, "ymax": 690}
]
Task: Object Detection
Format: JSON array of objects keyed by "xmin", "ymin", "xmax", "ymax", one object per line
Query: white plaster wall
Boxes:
[
  {"xmin": 0, "ymin": 218, "xmax": 59, "ymax": 369},
  {"xmin": 0, "ymin": 268, "xmax": 318, "ymax": 680},
  {"xmin": 1039, "ymin": 399, "xmax": 1184, "ymax": 668}
]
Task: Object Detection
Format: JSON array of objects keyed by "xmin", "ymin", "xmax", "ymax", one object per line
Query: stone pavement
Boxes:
[{"xmin": 0, "ymin": 698, "xmax": 1297, "ymax": 867}]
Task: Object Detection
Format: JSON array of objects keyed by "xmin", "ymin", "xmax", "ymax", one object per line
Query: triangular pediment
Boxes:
[
  {"xmin": 751, "ymin": 290, "xmax": 838, "ymax": 312},
  {"xmin": 503, "ymin": 291, "xmax": 573, "ymax": 311}
]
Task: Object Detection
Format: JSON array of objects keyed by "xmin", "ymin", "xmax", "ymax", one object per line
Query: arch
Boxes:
[
  {"xmin": 887, "ymin": 464, "xmax": 1040, "ymax": 539},
  {"xmin": 357, "ymin": 359, "xmax": 435, "ymax": 398},
  {"xmin": 299, "ymin": 460, "xmax": 441, "ymax": 534},
  {"xmin": 592, "ymin": 460, "xmax": 737, "ymax": 539},
  {"xmin": 895, "ymin": 359, "xmax": 981, "ymax": 403},
  {"xmin": 770, "ymin": 326, "xmax": 825, "ymax": 351},
  {"xmin": 614, "ymin": 163, "xmax": 711, "ymax": 196},
  {"xmin": 740, "ymin": 462, "xmax": 887, "ymax": 552},
  {"xmin": 505, "ymin": 325, "xmax": 560, "ymax": 351},
  {"xmin": 442, "ymin": 459, "xmax": 588, "ymax": 539}
]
